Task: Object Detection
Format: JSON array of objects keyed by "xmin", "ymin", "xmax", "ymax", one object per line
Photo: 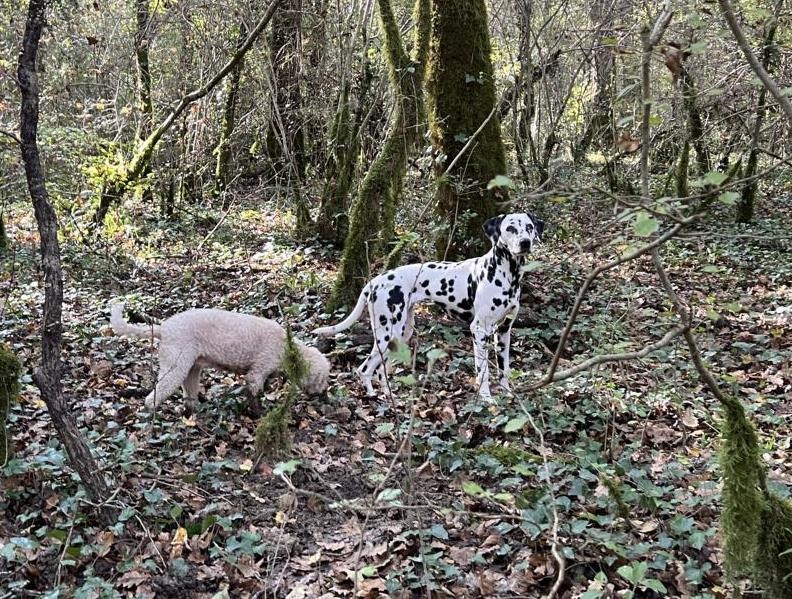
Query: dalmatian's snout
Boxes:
[{"xmin": 519, "ymin": 238, "xmax": 532, "ymax": 253}]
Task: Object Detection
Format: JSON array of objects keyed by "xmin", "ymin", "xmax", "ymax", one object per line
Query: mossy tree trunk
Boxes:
[
  {"xmin": 679, "ymin": 67, "xmax": 711, "ymax": 176},
  {"xmin": 427, "ymin": 0, "xmax": 507, "ymax": 260},
  {"xmin": 738, "ymin": 0, "xmax": 781, "ymax": 223},
  {"xmin": 327, "ymin": 0, "xmax": 430, "ymax": 310},
  {"xmin": 92, "ymin": 0, "xmax": 281, "ymax": 225},
  {"xmin": 18, "ymin": 0, "xmax": 111, "ymax": 509},
  {"xmin": 213, "ymin": 21, "xmax": 248, "ymax": 204},
  {"xmin": 0, "ymin": 344, "xmax": 22, "ymax": 466},
  {"xmin": 316, "ymin": 85, "xmax": 357, "ymax": 245}
]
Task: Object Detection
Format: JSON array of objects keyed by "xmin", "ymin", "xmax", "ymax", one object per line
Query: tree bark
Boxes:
[
  {"xmin": 134, "ymin": 0, "xmax": 154, "ymax": 203},
  {"xmin": 427, "ymin": 0, "xmax": 507, "ymax": 259},
  {"xmin": 574, "ymin": 0, "xmax": 619, "ymax": 163},
  {"xmin": 18, "ymin": 0, "xmax": 111, "ymax": 508},
  {"xmin": 92, "ymin": 0, "xmax": 281, "ymax": 224},
  {"xmin": 718, "ymin": 0, "xmax": 792, "ymax": 126},
  {"xmin": 213, "ymin": 21, "xmax": 248, "ymax": 203},
  {"xmin": 327, "ymin": 0, "xmax": 430, "ymax": 309},
  {"xmin": 266, "ymin": 0, "xmax": 310, "ymax": 228},
  {"xmin": 738, "ymin": 0, "xmax": 782, "ymax": 223}
]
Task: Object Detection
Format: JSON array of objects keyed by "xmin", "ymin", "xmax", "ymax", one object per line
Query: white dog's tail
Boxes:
[
  {"xmin": 109, "ymin": 302, "xmax": 161, "ymax": 339},
  {"xmin": 314, "ymin": 288, "xmax": 368, "ymax": 336}
]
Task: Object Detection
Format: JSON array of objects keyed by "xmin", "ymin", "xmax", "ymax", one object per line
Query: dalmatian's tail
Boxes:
[
  {"xmin": 109, "ymin": 302, "xmax": 161, "ymax": 339},
  {"xmin": 314, "ymin": 288, "xmax": 368, "ymax": 336}
]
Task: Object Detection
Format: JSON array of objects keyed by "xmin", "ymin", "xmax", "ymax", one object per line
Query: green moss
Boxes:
[
  {"xmin": 755, "ymin": 495, "xmax": 792, "ymax": 598},
  {"xmin": 0, "ymin": 343, "xmax": 22, "ymax": 466},
  {"xmin": 254, "ymin": 326, "xmax": 308, "ymax": 457},
  {"xmin": 720, "ymin": 397, "xmax": 766, "ymax": 577},
  {"xmin": 467, "ymin": 443, "xmax": 540, "ymax": 467},
  {"xmin": 426, "ymin": 0, "xmax": 507, "ymax": 259},
  {"xmin": 328, "ymin": 0, "xmax": 429, "ymax": 310}
]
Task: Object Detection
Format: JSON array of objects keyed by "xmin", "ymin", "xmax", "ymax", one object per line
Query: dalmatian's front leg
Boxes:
[
  {"xmin": 496, "ymin": 308, "xmax": 518, "ymax": 393},
  {"xmin": 470, "ymin": 319, "xmax": 495, "ymax": 399}
]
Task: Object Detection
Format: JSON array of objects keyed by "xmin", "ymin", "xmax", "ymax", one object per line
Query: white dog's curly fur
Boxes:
[{"xmin": 110, "ymin": 302, "xmax": 330, "ymax": 410}]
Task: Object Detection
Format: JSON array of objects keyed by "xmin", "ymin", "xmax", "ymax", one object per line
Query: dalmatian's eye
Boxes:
[{"xmin": 506, "ymin": 226, "xmax": 517, "ymax": 234}]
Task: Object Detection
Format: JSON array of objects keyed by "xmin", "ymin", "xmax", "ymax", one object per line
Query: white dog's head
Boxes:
[
  {"xmin": 483, "ymin": 213, "xmax": 545, "ymax": 257},
  {"xmin": 300, "ymin": 346, "xmax": 331, "ymax": 395}
]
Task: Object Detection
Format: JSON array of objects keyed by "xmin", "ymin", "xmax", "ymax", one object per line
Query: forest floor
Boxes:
[{"xmin": 1, "ymin": 189, "xmax": 791, "ymax": 598}]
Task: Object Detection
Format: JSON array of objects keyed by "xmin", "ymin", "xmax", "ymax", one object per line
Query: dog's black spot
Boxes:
[
  {"xmin": 448, "ymin": 295, "xmax": 455, "ymax": 302},
  {"xmin": 412, "ymin": 288, "xmax": 417, "ymax": 294},
  {"xmin": 391, "ymin": 317, "xmax": 398, "ymax": 325},
  {"xmin": 387, "ymin": 273, "xmax": 395, "ymax": 280},
  {"xmin": 491, "ymin": 306, "xmax": 496, "ymax": 311},
  {"xmin": 495, "ymin": 279, "xmax": 502, "ymax": 287},
  {"xmin": 493, "ymin": 298, "xmax": 502, "ymax": 306},
  {"xmin": 384, "ymin": 334, "xmax": 390, "ymax": 342},
  {"xmin": 427, "ymin": 263, "xmax": 437, "ymax": 269},
  {"xmin": 497, "ymin": 353, "xmax": 505, "ymax": 371},
  {"xmin": 498, "ymin": 320, "xmax": 512, "ymax": 334},
  {"xmin": 371, "ymin": 290, "xmax": 378, "ymax": 303},
  {"xmin": 379, "ymin": 315, "xmax": 387, "ymax": 326},
  {"xmin": 387, "ymin": 286, "xmax": 405, "ymax": 311},
  {"xmin": 420, "ymin": 280, "xmax": 430, "ymax": 288},
  {"xmin": 506, "ymin": 225, "xmax": 517, "ymax": 234}
]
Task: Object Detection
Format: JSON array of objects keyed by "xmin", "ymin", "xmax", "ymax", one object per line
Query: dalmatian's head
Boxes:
[{"xmin": 483, "ymin": 213, "xmax": 545, "ymax": 257}]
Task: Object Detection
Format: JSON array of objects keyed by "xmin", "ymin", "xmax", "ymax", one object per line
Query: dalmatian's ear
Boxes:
[
  {"xmin": 483, "ymin": 214, "xmax": 505, "ymax": 244},
  {"xmin": 529, "ymin": 213, "xmax": 545, "ymax": 240}
]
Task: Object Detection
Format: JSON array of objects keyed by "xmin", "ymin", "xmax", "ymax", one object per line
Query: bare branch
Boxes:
[
  {"xmin": 0, "ymin": 129, "xmax": 21, "ymax": 145},
  {"xmin": 718, "ymin": 0, "xmax": 792, "ymax": 126}
]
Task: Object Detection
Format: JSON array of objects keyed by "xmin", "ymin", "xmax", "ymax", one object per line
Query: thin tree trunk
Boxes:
[
  {"xmin": 18, "ymin": 0, "xmax": 111, "ymax": 509},
  {"xmin": 92, "ymin": 0, "xmax": 281, "ymax": 224},
  {"xmin": 328, "ymin": 0, "xmax": 430, "ymax": 309},
  {"xmin": 738, "ymin": 0, "xmax": 782, "ymax": 223},
  {"xmin": 134, "ymin": 0, "xmax": 154, "ymax": 205},
  {"xmin": 428, "ymin": 0, "xmax": 507, "ymax": 259},
  {"xmin": 718, "ymin": 0, "xmax": 792, "ymax": 126},
  {"xmin": 574, "ymin": 0, "xmax": 616, "ymax": 163},
  {"xmin": 214, "ymin": 21, "xmax": 248, "ymax": 203},
  {"xmin": 266, "ymin": 0, "xmax": 310, "ymax": 228}
]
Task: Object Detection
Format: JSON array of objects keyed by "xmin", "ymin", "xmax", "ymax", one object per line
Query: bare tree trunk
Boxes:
[
  {"xmin": 133, "ymin": 0, "xmax": 154, "ymax": 205},
  {"xmin": 266, "ymin": 0, "xmax": 310, "ymax": 228},
  {"xmin": 18, "ymin": 0, "xmax": 111, "ymax": 509},
  {"xmin": 574, "ymin": 0, "xmax": 616, "ymax": 162}
]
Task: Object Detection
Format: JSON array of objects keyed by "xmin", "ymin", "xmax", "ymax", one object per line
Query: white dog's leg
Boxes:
[
  {"xmin": 470, "ymin": 319, "xmax": 494, "ymax": 400},
  {"xmin": 182, "ymin": 364, "xmax": 203, "ymax": 399},
  {"xmin": 145, "ymin": 346, "xmax": 197, "ymax": 410},
  {"xmin": 358, "ymin": 349, "xmax": 382, "ymax": 396},
  {"xmin": 245, "ymin": 365, "xmax": 275, "ymax": 397},
  {"xmin": 496, "ymin": 319, "xmax": 513, "ymax": 393}
]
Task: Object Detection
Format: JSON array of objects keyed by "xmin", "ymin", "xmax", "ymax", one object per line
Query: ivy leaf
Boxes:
[
  {"xmin": 704, "ymin": 171, "xmax": 728, "ymax": 186},
  {"xmin": 504, "ymin": 416, "xmax": 528, "ymax": 433},
  {"xmin": 462, "ymin": 481, "xmax": 485, "ymax": 497},
  {"xmin": 633, "ymin": 211, "xmax": 659, "ymax": 237},
  {"xmin": 487, "ymin": 174, "xmax": 515, "ymax": 190},
  {"xmin": 376, "ymin": 488, "xmax": 402, "ymax": 503},
  {"xmin": 643, "ymin": 579, "xmax": 667, "ymax": 593},
  {"xmin": 718, "ymin": 191, "xmax": 739, "ymax": 206},
  {"xmin": 273, "ymin": 459, "xmax": 301, "ymax": 476},
  {"xmin": 388, "ymin": 339, "xmax": 411, "ymax": 365}
]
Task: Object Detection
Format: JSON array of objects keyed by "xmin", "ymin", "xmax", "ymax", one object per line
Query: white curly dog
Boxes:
[{"xmin": 110, "ymin": 302, "xmax": 330, "ymax": 410}]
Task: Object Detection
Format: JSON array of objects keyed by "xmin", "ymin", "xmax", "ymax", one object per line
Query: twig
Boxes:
[
  {"xmin": 0, "ymin": 129, "xmax": 21, "ymax": 145},
  {"xmin": 717, "ymin": 0, "xmax": 792, "ymax": 125}
]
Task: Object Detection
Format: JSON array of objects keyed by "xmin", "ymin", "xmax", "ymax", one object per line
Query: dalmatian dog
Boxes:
[{"xmin": 315, "ymin": 213, "xmax": 544, "ymax": 399}]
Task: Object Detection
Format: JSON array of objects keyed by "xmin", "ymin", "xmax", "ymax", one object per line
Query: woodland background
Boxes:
[{"xmin": 0, "ymin": 0, "xmax": 790, "ymax": 596}]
